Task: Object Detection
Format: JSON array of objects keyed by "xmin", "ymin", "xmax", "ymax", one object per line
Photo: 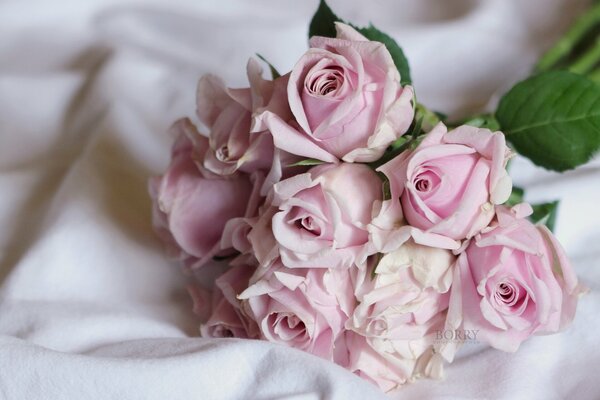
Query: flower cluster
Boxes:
[{"xmin": 150, "ymin": 23, "xmax": 584, "ymax": 392}]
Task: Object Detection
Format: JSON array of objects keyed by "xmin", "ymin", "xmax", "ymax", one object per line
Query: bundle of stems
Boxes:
[{"xmin": 537, "ymin": 1, "xmax": 600, "ymax": 80}]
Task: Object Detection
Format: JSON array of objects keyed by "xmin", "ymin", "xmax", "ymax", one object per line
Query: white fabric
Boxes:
[{"xmin": 1, "ymin": 0, "xmax": 599, "ymax": 399}]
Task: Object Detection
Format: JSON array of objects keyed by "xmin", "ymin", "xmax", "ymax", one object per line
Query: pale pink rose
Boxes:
[
  {"xmin": 187, "ymin": 284, "xmax": 212, "ymax": 322},
  {"xmin": 378, "ymin": 122, "xmax": 513, "ymax": 242},
  {"xmin": 196, "ymin": 58, "xmax": 290, "ymax": 175},
  {"xmin": 338, "ymin": 332, "xmax": 443, "ymax": 393},
  {"xmin": 255, "ymin": 23, "xmax": 414, "ymax": 163},
  {"xmin": 444, "ymin": 204, "xmax": 584, "ymax": 354},
  {"xmin": 366, "ymin": 198, "xmax": 463, "ymax": 260},
  {"xmin": 339, "ymin": 332, "xmax": 408, "ymax": 393},
  {"xmin": 220, "ymin": 217, "xmax": 254, "ymax": 256},
  {"xmin": 149, "ymin": 118, "xmax": 263, "ymax": 269},
  {"xmin": 342, "ymin": 240, "xmax": 454, "ymax": 390},
  {"xmin": 200, "ymin": 264, "xmax": 259, "ymax": 339},
  {"xmin": 238, "ymin": 261, "xmax": 356, "ymax": 360},
  {"xmin": 248, "ymin": 163, "xmax": 383, "ymax": 269}
]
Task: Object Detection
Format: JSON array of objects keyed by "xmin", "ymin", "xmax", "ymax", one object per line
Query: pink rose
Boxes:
[
  {"xmin": 378, "ymin": 122, "xmax": 513, "ymax": 242},
  {"xmin": 196, "ymin": 58, "xmax": 290, "ymax": 175},
  {"xmin": 200, "ymin": 264, "xmax": 259, "ymax": 339},
  {"xmin": 342, "ymin": 240, "xmax": 454, "ymax": 390},
  {"xmin": 248, "ymin": 163, "xmax": 383, "ymax": 269},
  {"xmin": 444, "ymin": 204, "xmax": 584, "ymax": 354},
  {"xmin": 238, "ymin": 261, "xmax": 356, "ymax": 360},
  {"xmin": 149, "ymin": 118, "xmax": 263, "ymax": 269},
  {"xmin": 339, "ymin": 332, "xmax": 443, "ymax": 393},
  {"xmin": 256, "ymin": 23, "xmax": 414, "ymax": 163},
  {"xmin": 339, "ymin": 332, "xmax": 407, "ymax": 392}
]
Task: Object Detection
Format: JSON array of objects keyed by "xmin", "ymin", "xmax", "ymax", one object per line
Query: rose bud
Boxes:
[
  {"xmin": 200, "ymin": 264, "xmax": 259, "ymax": 339},
  {"xmin": 149, "ymin": 118, "xmax": 262, "ymax": 269},
  {"xmin": 196, "ymin": 58, "xmax": 290, "ymax": 176}
]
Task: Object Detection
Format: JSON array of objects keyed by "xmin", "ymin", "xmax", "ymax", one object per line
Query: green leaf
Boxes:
[
  {"xmin": 356, "ymin": 25, "xmax": 412, "ymax": 86},
  {"xmin": 288, "ymin": 158, "xmax": 325, "ymax": 167},
  {"xmin": 256, "ymin": 53, "xmax": 281, "ymax": 79},
  {"xmin": 309, "ymin": 0, "xmax": 341, "ymax": 39},
  {"xmin": 506, "ymin": 186, "xmax": 525, "ymax": 207},
  {"xmin": 496, "ymin": 71, "xmax": 600, "ymax": 171},
  {"xmin": 530, "ymin": 201, "xmax": 559, "ymax": 232}
]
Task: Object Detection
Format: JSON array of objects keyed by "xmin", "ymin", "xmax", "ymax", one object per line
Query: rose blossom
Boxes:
[
  {"xmin": 196, "ymin": 58, "xmax": 290, "ymax": 175},
  {"xmin": 338, "ymin": 332, "xmax": 444, "ymax": 393},
  {"xmin": 199, "ymin": 264, "xmax": 259, "ymax": 339},
  {"xmin": 442, "ymin": 204, "xmax": 584, "ymax": 355},
  {"xmin": 238, "ymin": 261, "xmax": 356, "ymax": 360},
  {"xmin": 341, "ymin": 240, "xmax": 454, "ymax": 391},
  {"xmin": 255, "ymin": 22, "xmax": 414, "ymax": 163},
  {"xmin": 378, "ymin": 122, "xmax": 513, "ymax": 243},
  {"xmin": 248, "ymin": 162, "xmax": 382, "ymax": 269},
  {"xmin": 149, "ymin": 118, "xmax": 263, "ymax": 269}
]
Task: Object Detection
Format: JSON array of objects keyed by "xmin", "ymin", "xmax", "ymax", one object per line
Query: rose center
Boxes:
[
  {"xmin": 370, "ymin": 319, "xmax": 388, "ymax": 336},
  {"xmin": 270, "ymin": 313, "xmax": 307, "ymax": 342},
  {"xmin": 415, "ymin": 178, "xmax": 430, "ymax": 192},
  {"xmin": 493, "ymin": 280, "xmax": 527, "ymax": 311},
  {"xmin": 412, "ymin": 170, "xmax": 440, "ymax": 195},
  {"xmin": 307, "ymin": 66, "xmax": 345, "ymax": 97},
  {"xmin": 497, "ymin": 283, "xmax": 515, "ymax": 302},
  {"xmin": 294, "ymin": 215, "xmax": 321, "ymax": 236},
  {"xmin": 216, "ymin": 145, "xmax": 230, "ymax": 161}
]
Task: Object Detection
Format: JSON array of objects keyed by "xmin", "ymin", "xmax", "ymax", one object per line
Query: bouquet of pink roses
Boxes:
[{"xmin": 150, "ymin": 1, "xmax": 596, "ymax": 392}]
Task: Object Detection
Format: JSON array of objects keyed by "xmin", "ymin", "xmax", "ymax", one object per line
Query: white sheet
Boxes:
[{"xmin": 1, "ymin": 0, "xmax": 599, "ymax": 399}]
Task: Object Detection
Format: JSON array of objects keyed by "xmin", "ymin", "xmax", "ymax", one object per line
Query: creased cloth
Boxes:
[{"xmin": 0, "ymin": 0, "xmax": 599, "ymax": 399}]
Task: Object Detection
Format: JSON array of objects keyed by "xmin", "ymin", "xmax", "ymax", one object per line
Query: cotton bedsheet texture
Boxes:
[{"xmin": 1, "ymin": 0, "xmax": 599, "ymax": 399}]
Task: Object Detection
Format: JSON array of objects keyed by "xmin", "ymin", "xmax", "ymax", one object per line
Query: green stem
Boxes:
[
  {"xmin": 587, "ymin": 66, "xmax": 600, "ymax": 82},
  {"xmin": 569, "ymin": 37, "xmax": 600, "ymax": 74},
  {"xmin": 453, "ymin": 113, "xmax": 500, "ymax": 131},
  {"xmin": 536, "ymin": 2, "xmax": 600, "ymax": 72}
]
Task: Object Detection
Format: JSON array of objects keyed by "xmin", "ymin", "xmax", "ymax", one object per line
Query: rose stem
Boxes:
[
  {"xmin": 536, "ymin": 2, "xmax": 600, "ymax": 72},
  {"xmin": 569, "ymin": 37, "xmax": 600, "ymax": 74},
  {"xmin": 587, "ymin": 67, "xmax": 600, "ymax": 82}
]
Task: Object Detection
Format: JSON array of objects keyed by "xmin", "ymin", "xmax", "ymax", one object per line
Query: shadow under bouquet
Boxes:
[{"xmin": 149, "ymin": 1, "xmax": 597, "ymax": 393}]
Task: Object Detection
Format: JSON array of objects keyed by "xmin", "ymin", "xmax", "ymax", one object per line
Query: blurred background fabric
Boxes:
[{"xmin": 1, "ymin": 0, "xmax": 599, "ymax": 398}]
